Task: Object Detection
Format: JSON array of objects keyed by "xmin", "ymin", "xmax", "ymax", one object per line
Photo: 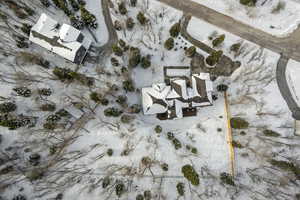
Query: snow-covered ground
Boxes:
[
  {"xmin": 286, "ymin": 59, "xmax": 300, "ymax": 106},
  {"xmin": 189, "ymin": 14, "xmax": 294, "ymax": 125},
  {"xmin": 0, "ymin": 0, "xmax": 299, "ymax": 199},
  {"xmin": 191, "ymin": 0, "xmax": 300, "ymax": 37}
]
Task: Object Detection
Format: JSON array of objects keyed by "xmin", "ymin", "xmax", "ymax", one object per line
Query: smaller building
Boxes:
[
  {"xmin": 142, "ymin": 66, "xmax": 214, "ymax": 120},
  {"xmin": 29, "ymin": 13, "xmax": 92, "ymax": 64}
]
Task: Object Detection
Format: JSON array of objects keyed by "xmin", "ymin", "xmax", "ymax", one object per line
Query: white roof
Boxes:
[
  {"xmin": 29, "ymin": 13, "xmax": 92, "ymax": 64},
  {"xmin": 166, "ymin": 89, "xmax": 181, "ymax": 99},
  {"xmin": 142, "ymin": 86, "xmax": 170, "ymax": 115},
  {"xmin": 142, "ymin": 72, "xmax": 214, "ymax": 117}
]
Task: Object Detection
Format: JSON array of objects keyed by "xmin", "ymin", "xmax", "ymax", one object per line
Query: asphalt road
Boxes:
[
  {"xmin": 276, "ymin": 55, "xmax": 300, "ymax": 120},
  {"xmin": 96, "ymin": 0, "xmax": 118, "ymax": 63}
]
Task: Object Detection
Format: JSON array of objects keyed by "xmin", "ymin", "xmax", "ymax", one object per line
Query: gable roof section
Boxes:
[
  {"xmin": 29, "ymin": 13, "xmax": 92, "ymax": 64},
  {"xmin": 191, "ymin": 73, "xmax": 213, "ymax": 106},
  {"xmin": 142, "ymin": 86, "xmax": 170, "ymax": 115}
]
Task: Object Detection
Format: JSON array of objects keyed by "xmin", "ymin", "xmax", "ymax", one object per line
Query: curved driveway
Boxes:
[{"xmin": 277, "ymin": 55, "xmax": 300, "ymax": 120}]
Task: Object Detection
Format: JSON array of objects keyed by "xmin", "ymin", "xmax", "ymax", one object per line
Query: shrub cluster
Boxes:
[
  {"xmin": 169, "ymin": 22, "xmax": 181, "ymax": 38},
  {"xmin": 137, "ymin": 12, "xmax": 148, "ymax": 25},
  {"xmin": 118, "ymin": 2, "xmax": 127, "ymax": 15},
  {"xmin": 216, "ymin": 84, "xmax": 228, "ymax": 92},
  {"xmin": 0, "ymin": 102, "xmax": 17, "ymax": 113},
  {"xmin": 53, "ymin": 67, "xmax": 94, "ymax": 86},
  {"xmin": 240, "ymin": 0, "xmax": 256, "ymax": 6},
  {"xmin": 176, "ymin": 182, "xmax": 185, "ymax": 196},
  {"xmin": 40, "ymin": 0, "xmax": 50, "ymax": 7},
  {"xmin": 123, "ymin": 80, "xmax": 135, "ymax": 92},
  {"xmin": 0, "ymin": 114, "xmax": 36, "ymax": 130},
  {"xmin": 52, "ymin": 0, "xmax": 71, "ymax": 16},
  {"xmin": 130, "ymin": 0, "xmax": 137, "ymax": 7},
  {"xmin": 230, "ymin": 43, "xmax": 241, "ymax": 53},
  {"xmin": 212, "ymin": 34, "xmax": 225, "ymax": 47},
  {"xmin": 167, "ymin": 132, "xmax": 182, "ymax": 150},
  {"xmin": 263, "ymin": 129, "xmax": 281, "ymax": 137},
  {"xmin": 121, "ymin": 114, "xmax": 135, "ymax": 123},
  {"xmin": 230, "ymin": 117, "xmax": 249, "ymax": 129},
  {"xmin": 21, "ymin": 23, "xmax": 32, "ymax": 36},
  {"xmin": 141, "ymin": 55, "xmax": 151, "ymax": 68},
  {"xmin": 112, "ymin": 43, "xmax": 123, "ymax": 56},
  {"xmin": 126, "ymin": 17, "xmax": 135, "ymax": 30},
  {"xmin": 269, "ymin": 159, "xmax": 300, "ymax": 179},
  {"xmin": 90, "ymin": 92, "xmax": 109, "ymax": 105},
  {"xmin": 116, "ymin": 95, "xmax": 127, "ymax": 106},
  {"xmin": 38, "ymin": 88, "xmax": 52, "ymax": 96},
  {"xmin": 80, "ymin": 5, "xmax": 97, "ymax": 28},
  {"xmin": 220, "ymin": 172, "xmax": 235, "ymax": 186},
  {"xmin": 104, "ymin": 107, "xmax": 123, "ymax": 117},
  {"xmin": 206, "ymin": 50, "xmax": 223, "ymax": 66},
  {"xmin": 114, "ymin": 20, "xmax": 122, "ymax": 31},
  {"xmin": 185, "ymin": 46, "xmax": 196, "ymax": 57},
  {"xmin": 164, "ymin": 37, "xmax": 174, "ymax": 50},
  {"xmin": 154, "ymin": 125, "xmax": 162, "ymax": 133},
  {"xmin": 70, "ymin": 15, "xmax": 84, "ymax": 30},
  {"xmin": 13, "ymin": 86, "xmax": 32, "ymax": 97},
  {"xmin": 181, "ymin": 164, "xmax": 200, "ymax": 186},
  {"xmin": 115, "ymin": 182, "xmax": 126, "ymax": 197},
  {"xmin": 186, "ymin": 145, "xmax": 198, "ymax": 154},
  {"xmin": 128, "ymin": 104, "xmax": 141, "ymax": 113},
  {"xmin": 129, "ymin": 47, "xmax": 141, "ymax": 68}
]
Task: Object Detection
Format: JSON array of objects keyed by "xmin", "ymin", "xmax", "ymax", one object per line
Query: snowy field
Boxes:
[
  {"xmin": 0, "ymin": 0, "xmax": 299, "ymax": 199},
  {"xmin": 191, "ymin": 0, "xmax": 300, "ymax": 37}
]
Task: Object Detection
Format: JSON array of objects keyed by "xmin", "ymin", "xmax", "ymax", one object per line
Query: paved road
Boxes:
[
  {"xmin": 94, "ymin": 0, "xmax": 118, "ymax": 64},
  {"xmin": 157, "ymin": 0, "xmax": 300, "ymax": 62},
  {"xmin": 85, "ymin": 0, "xmax": 118, "ymax": 64},
  {"xmin": 276, "ymin": 55, "xmax": 300, "ymax": 120},
  {"xmin": 99, "ymin": 0, "xmax": 118, "ymax": 55}
]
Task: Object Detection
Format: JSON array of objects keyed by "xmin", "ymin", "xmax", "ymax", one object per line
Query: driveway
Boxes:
[{"xmin": 277, "ymin": 55, "xmax": 300, "ymax": 120}]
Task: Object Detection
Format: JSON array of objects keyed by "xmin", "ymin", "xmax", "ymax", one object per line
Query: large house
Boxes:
[
  {"xmin": 29, "ymin": 13, "xmax": 92, "ymax": 64},
  {"xmin": 142, "ymin": 66, "xmax": 214, "ymax": 120}
]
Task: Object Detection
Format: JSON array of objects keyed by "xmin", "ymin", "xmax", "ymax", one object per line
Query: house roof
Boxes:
[
  {"xmin": 142, "ymin": 86, "xmax": 170, "ymax": 115},
  {"xmin": 29, "ymin": 13, "xmax": 92, "ymax": 64},
  {"xmin": 170, "ymin": 79, "xmax": 188, "ymax": 100},
  {"xmin": 142, "ymin": 71, "xmax": 214, "ymax": 119},
  {"xmin": 191, "ymin": 73, "xmax": 213, "ymax": 105}
]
